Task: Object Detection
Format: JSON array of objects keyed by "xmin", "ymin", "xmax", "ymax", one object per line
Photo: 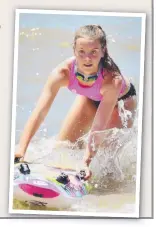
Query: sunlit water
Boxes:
[{"xmin": 13, "ymin": 15, "xmax": 142, "ymax": 215}]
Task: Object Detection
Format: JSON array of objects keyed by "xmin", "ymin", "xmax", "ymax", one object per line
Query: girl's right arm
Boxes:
[{"xmin": 15, "ymin": 66, "xmax": 69, "ymax": 160}]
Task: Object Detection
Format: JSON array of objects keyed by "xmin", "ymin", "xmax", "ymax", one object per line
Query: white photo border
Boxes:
[{"xmin": 8, "ymin": 9, "xmax": 146, "ymax": 218}]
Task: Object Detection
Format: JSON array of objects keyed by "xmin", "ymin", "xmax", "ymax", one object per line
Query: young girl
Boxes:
[{"xmin": 15, "ymin": 25, "xmax": 137, "ymax": 180}]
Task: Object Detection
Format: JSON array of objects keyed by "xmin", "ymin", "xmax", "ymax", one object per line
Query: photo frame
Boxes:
[{"xmin": 9, "ymin": 9, "xmax": 146, "ymax": 218}]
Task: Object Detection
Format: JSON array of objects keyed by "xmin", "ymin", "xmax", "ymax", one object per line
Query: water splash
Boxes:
[
  {"xmin": 118, "ymin": 99, "xmax": 132, "ymax": 128},
  {"xmin": 15, "ymin": 98, "xmax": 138, "ymax": 195}
]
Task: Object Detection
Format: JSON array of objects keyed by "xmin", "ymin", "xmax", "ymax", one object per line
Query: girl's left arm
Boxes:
[{"xmin": 83, "ymin": 74, "xmax": 123, "ymax": 168}]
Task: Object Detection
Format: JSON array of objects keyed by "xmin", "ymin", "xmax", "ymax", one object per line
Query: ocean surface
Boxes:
[{"xmin": 13, "ymin": 12, "xmax": 143, "ymax": 216}]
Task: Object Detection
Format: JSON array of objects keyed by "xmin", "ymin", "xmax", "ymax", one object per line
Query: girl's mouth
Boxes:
[{"xmin": 84, "ymin": 64, "xmax": 92, "ymax": 67}]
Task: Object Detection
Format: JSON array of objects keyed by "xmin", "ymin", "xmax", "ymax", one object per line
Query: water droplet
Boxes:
[
  {"xmin": 31, "ymin": 28, "xmax": 36, "ymax": 31},
  {"xmin": 132, "ymin": 175, "xmax": 136, "ymax": 181}
]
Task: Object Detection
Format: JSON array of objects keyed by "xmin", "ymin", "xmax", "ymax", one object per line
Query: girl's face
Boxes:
[{"xmin": 74, "ymin": 37, "xmax": 105, "ymax": 75}]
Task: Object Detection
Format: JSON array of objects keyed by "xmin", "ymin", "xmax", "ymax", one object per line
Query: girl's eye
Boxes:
[
  {"xmin": 79, "ymin": 50, "xmax": 85, "ymax": 54},
  {"xmin": 91, "ymin": 50, "xmax": 97, "ymax": 55}
]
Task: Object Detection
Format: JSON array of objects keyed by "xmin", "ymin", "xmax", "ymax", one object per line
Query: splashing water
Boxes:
[
  {"xmin": 118, "ymin": 99, "xmax": 132, "ymax": 128},
  {"xmin": 16, "ymin": 100, "xmax": 138, "ymax": 197}
]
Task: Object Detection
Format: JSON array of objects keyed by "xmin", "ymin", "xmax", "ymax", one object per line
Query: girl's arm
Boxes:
[
  {"xmin": 83, "ymin": 73, "xmax": 123, "ymax": 168},
  {"xmin": 15, "ymin": 67, "xmax": 69, "ymax": 159}
]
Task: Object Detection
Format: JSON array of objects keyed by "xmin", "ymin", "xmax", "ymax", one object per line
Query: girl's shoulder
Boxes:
[
  {"xmin": 103, "ymin": 70, "xmax": 128, "ymax": 84},
  {"xmin": 55, "ymin": 56, "xmax": 75, "ymax": 73},
  {"xmin": 49, "ymin": 57, "xmax": 75, "ymax": 87},
  {"xmin": 101, "ymin": 70, "xmax": 130, "ymax": 94}
]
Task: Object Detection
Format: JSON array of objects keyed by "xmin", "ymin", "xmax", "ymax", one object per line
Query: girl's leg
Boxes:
[
  {"xmin": 57, "ymin": 96, "xmax": 97, "ymax": 143},
  {"xmin": 95, "ymin": 96, "xmax": 137, "ymax": 150},
  {"xmin": 57, "ymin": 95, "xmax": 137, "ymax": 143}
]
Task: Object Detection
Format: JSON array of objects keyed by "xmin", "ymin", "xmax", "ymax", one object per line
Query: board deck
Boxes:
[{"xmin": 13, "ymin": 162, "xmax": 90, "ymax": 209}]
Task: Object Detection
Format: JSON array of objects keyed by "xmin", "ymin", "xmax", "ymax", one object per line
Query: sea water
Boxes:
[{"xmin": 13, "ymin": 14, "xmax": 142, "ymax": 214}]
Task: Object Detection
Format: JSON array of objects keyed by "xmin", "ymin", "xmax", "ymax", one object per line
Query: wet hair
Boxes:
[{"xmin": 74, "ymin": 24, "xmax": 121, "ymax": 74}]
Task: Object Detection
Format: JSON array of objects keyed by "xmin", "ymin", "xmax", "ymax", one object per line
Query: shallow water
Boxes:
[
  {"xmin": 13, "ymin": 123, "xmax": 138, "ymax": 214},
  {"xmin": 12, "ymin": 15, "xmax": 142, "ymax": 216}
]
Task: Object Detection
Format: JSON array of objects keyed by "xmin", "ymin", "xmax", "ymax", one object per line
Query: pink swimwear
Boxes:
[{"xmin": 68, "ymin": 59, "xmax": 126, "ymax": 102}]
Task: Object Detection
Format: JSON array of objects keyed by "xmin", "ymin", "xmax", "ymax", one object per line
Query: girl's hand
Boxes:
[
  {"xmin": 82, "ymin": 154, "xmax": 92, "ymax": 180},
  {"xmin": 14, "ymin": 151, "xmax": 25, "ymax": 163},
  {"xmin": 83, "ymin": 165, "xmax": 92, "ymax": 180}
]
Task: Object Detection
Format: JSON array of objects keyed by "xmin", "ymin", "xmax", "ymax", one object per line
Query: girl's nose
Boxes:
[{"xmin": 84, "ymin": 53, "xmax": 92, "ymax": 61}]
